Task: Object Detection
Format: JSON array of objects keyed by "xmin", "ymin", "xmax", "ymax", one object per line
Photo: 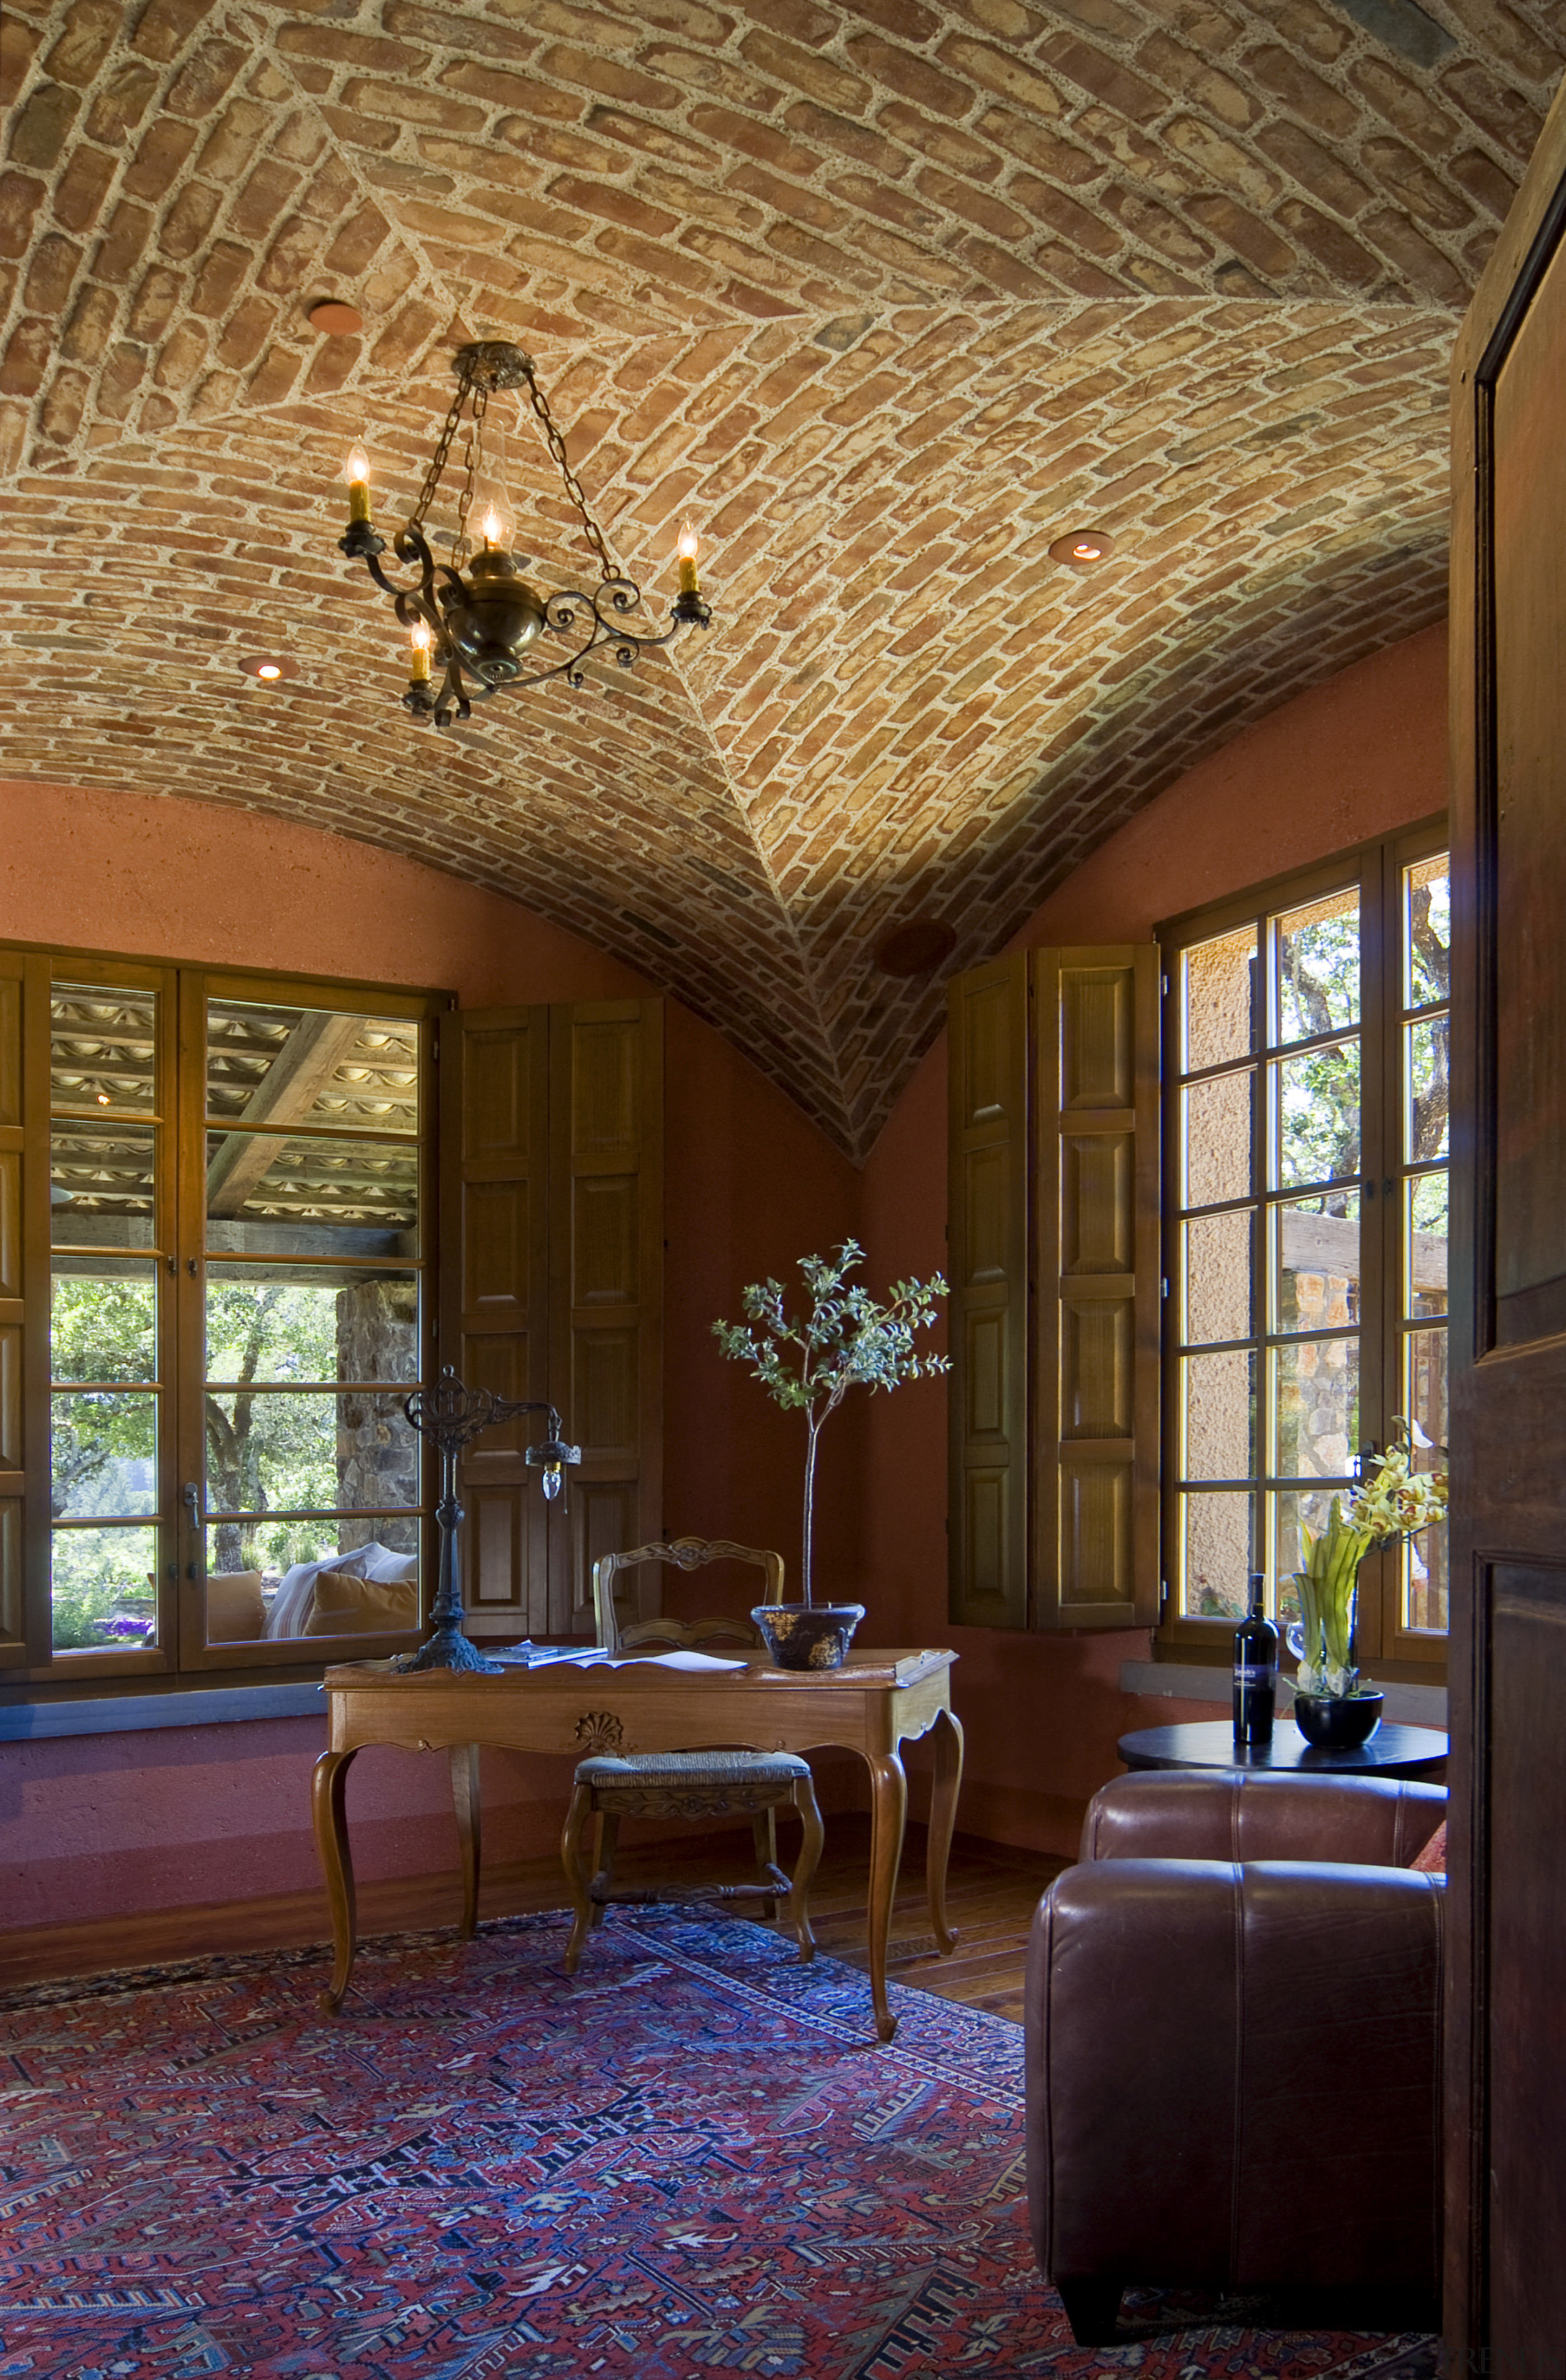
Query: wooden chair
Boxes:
[{"xmin": 560, "ymin": 1536, "xmax": 825, "ymax": 1973}]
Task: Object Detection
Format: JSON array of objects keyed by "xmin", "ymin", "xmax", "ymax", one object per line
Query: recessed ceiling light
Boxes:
[
  {"xmin": 237, "ymin": 655, "xmax": 299, "ymax": 682},
  {"xmin": 874, "ymin": 919, "xmax": 957, "ymax": 978},
  {"xmin": 1048, "ymin": 528, "xmax": 1115, "ymax": 567},
  {"xmin": 308, "ymin": 299, "xmax": 365, "ymax": 337}
]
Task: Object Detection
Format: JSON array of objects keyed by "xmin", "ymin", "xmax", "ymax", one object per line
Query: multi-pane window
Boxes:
[
  {"xmin": 12, "ymin": 952, "xmax": 439, "ymax": 1688},
  {"xmin": 1161, "ymin": 825, "xmax": 1449, "ymax": 1669}
]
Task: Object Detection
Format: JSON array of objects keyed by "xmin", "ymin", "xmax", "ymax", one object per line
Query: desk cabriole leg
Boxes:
[
  {"xmin": 450, "ymin": 1744, "xmax": 481, "ymax": 1939},
  {"xmin": 866, "ymin": 1751, "xmax": 908, "ymax": 2043},
  {"xmin": 312, "ymin": 1748, "xmax": 359, "ymax": 2015},
  {"xmin": 927, "ymin": 1706, "xmax": 965, "ymax": 1956}
]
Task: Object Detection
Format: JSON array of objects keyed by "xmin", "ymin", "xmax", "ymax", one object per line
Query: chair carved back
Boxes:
[{"xmin": 592, "ymin": 1536, "xmax": 785, "ymax": 1653}]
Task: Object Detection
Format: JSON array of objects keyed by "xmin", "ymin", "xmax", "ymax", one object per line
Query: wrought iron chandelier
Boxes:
[{"xmin": 337, "ymin": 341, "xmax": 712, "ymax": 728}]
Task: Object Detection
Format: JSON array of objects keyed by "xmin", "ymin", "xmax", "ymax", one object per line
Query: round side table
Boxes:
[{"xmin": 1117, "ymin": 1717, "xmax": 1448, "ymax": 1781}]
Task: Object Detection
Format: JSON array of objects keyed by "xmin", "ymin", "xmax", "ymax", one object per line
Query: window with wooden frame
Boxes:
[
  {"xmin": 1159, "ymin": 820, "xmax": 1449, "ymax": 1674},
  {"xmin": 2, "ymin": 948, "xmax": 440, "ymax": 1694}
]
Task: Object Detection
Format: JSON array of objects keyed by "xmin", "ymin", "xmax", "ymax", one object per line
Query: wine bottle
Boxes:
[{"xmin": 1233, "ymin": 1571, "xmax": 1278, "ymax": 1747}]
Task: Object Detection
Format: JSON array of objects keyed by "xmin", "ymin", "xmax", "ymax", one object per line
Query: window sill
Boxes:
[
  {"xmin": 0, "ymin": 1682, "xmax": 325, "ymax": 1742},
  {"xmin": 1120, "ymin": 1659, "xmax": 1447, "ymax": 1729}
]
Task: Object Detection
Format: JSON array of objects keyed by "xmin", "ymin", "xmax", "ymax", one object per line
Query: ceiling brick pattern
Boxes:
[{"xmin": 1, "ymin": 0, "xmax": 1559, "ymax": 1153}]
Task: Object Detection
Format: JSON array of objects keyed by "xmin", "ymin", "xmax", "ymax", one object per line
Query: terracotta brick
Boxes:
[
  {"xmin": 1359, "ymin": 207, "xmax": 1468, "ymax": 306},
  {"xmin": 0, "ymin": 170, "xmax": 45, "ymax": 260},
  {"xmin": 10, "ymin": 81, "xmax": 83, "ymax": 170},
  {"xmin": 42, "ymin": 1, "xmax": 121, "ymax": 91},
  {"xmin": 1240, "ymin": 41, "xmax": 1360, "ymax": 137},
  {"xmin": 1346, "ymin": 57, "xmax": 1457, "ymax": 160},
  {"xmin": 1273, "ymin": 196, "xmax": 1384, "ymax": 287},
  {"xmin": 539, "ymin": 45, "xmax": 683, "ymax": 112},
  {"xmin": 846, "ymin": 34, "xmax": 971, "ymax": 118},
  {"xmin": 322, "ymin": 206, "xmax": 394, "ymax": 280},
  {"xmin": 1186, "ymin": 193, "xmax": 1295, "ymax": 278},
  {"xmin": 1008, "ymin": 177, "xmax": 1124, "ymax": 258},
  {"xmin": 59, "ymin": 279, "xmax": 117, "ymax": 361},
  {"xmin": 0, "ymin": 315, "xmax": 51, "ymax": 397},
  {"xmin": 21, "ymin": 228, "xmax": 81, "ymax": 314},
  {"xmin": 1032, "ymin": 31, "xmax": 1163, "ymax": 118},
  {"xmin": 227, "ymin": 162, "xmax": 304, "ymax": 245},
  {"xmin": 1438, "ymin": 61, "xmax": 1544, "ymax": 166},
  {"xmin": 1448, "ymin": 146, "xmax": 1518, "ymax": 221},
  {"xmin": 1255, "ymin": 120, "xmax": 1367, "ymax": 215},
  {"xmin": 1102, "ymin": 182, "xmax": 1214, "ymax": 267},
  {"xmin": 122, "ymin": 117, "xmax": 198, "ymax": 203},
  {"xmin": 1137, "ymin": 34, "xmax": 1263, "ymax": 128},
  {"xmin": 937, "ymin": 35, "xmax": 1070, "ymax": 119},
  {"xmin": 215, "ymin": 292, "xmax": 272, "ymax": 370},
  {"xmin": 158, "ymin": 179, "xmax": 223, "ymax": 264}
]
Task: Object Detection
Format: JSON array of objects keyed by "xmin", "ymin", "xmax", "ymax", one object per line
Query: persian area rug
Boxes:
[{"xmin": 0, "ymin": 1908, "xmax": 1438, "ymax": 2379}]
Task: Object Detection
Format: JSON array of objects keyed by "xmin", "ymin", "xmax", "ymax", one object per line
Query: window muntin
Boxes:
[
  {"xmin": 1163, "ymin": 830, "xmax": 1449, "ymax": 1662},
  {"xmin": 18, "ymin": 957, "xmax": 437, "ymax": 1685},
  {"xmin": 196, "ymin": 995, "xmax": 425, "ymax": 1653},
  {"xmin": 49, "ymin": 978, "xmax": 167, "ymax": 1656}
]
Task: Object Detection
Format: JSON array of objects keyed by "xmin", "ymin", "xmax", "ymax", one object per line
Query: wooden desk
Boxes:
[
  {"xmin": 1118, "ymin": 1718, "xmax": 1449, "ymax": 1780},
  {"xmin": 314, "ymin": 1647, "xmax": 963, "ymax": 2042}
]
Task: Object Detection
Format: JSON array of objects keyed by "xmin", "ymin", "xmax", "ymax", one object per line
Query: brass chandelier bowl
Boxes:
[{"xmin": 338, "ymin": 341, "xmax": 712, "ymax": 728}]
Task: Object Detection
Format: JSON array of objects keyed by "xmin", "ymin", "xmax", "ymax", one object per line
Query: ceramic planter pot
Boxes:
[
  {"xmin": 751, "ymin": 1603, "xmax": 865, "ymax": 1671},
  {"xmin": 1293, "ymin": 1688, "xmax": 1384, "ymax": 1749}
]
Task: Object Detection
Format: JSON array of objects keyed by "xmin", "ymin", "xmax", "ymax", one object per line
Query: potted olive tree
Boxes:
[{"xmin": 713, "ymin": 1240, "xmax": 949, "ymax": 1668}]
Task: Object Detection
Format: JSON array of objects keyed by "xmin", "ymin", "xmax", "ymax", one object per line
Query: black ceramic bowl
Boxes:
[
  {"xmin": 751, "ymin": 1603, "xmax": 866, "ymax": 1671},
  {"xmin": 1293, "ymin": 1688, "xmax": 1385, "ymax": 1749}
]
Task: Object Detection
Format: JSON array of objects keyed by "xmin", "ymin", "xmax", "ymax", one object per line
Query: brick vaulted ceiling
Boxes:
[{"xmin": 1, "ymin": 1, "xmax": 1560, "ymax": 1156}]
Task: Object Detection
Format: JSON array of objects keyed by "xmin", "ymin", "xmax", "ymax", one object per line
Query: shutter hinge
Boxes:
[
  {"xmin": 1160, "ymin": 1276, "xmax": 1169, "ymax": 1298},
  {"xmin": 1161, "ymin": 973, "xmax": 1170, "ymax": 998},
  {"xmin": 1159, "ymin": 1578, "xmax": 1169, "ymax": 1617}
]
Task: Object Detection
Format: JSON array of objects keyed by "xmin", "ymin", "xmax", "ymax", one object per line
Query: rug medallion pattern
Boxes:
[{"xmin": 0, "ymin": 1910, "xmax": 1440, "ymax": 2378}]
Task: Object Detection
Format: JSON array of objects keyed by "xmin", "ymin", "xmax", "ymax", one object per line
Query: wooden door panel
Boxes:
[
  {"xmin": 1486, "ymin": 1562, "xmax": 1566, "ymax": 2376},
  {"xmin": 1448, "ymin": 76, "xmax": 1566, "ymax": 2378},
  {"xmin": 948, "ymin": 955, "xmax": 1029, "ymax": 1629},
  {"xmin": 442, "ymin": 1006, "xmax": 549, "ymax": 1633},
  {"xmin": 1033, "ymin": 947, "xmax": 1159, "ymax": 1631}
]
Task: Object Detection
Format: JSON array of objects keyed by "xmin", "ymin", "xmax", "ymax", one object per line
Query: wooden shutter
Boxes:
[
  {"xmin": 948, "ymin": 944, "xmax": 1160, "ymax": 1632},
  {"xmin": 0, "ymin": 953, "xmax": 43, "ymax": 1667},
  {"xmin": 948, "ymin": 954, "xmax": 1030, "ymax": 1628},
  {"xmin": 549, "ymin": 1001, "xmax": 663, "ymax": 1636},
  {"xmin": 440, "ymin": 1004, "xmax": 551, "ymax": 1636},
  {"xmin": 1031, "ymin": 947, "xmax": 1160, "ymax": 1631}
]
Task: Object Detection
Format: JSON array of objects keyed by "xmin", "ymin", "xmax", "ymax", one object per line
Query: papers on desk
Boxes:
[{"xmin": 487, "ymin": 1642, "xmax": 749, "ymax": 1674}]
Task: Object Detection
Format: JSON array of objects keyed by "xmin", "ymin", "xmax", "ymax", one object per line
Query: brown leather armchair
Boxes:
[{"xmin": 1025, "ymin": 1770, "xmax": 1446, "ymax": 2346}]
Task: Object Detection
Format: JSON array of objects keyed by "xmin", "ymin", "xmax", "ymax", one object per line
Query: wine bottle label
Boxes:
[{"xmin": 1234, "ymin": 1663, "xmax": 1277, "ymax": 1685}]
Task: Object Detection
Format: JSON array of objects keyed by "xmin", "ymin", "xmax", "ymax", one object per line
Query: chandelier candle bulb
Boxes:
[
  {"xmin": 409, "ymin": 624, "xmax": 431, "ymax": 683},
  {"xmin": 678, "ymin": 521, "xmax": 700, "ymax": 596},
  {"xmin": 344, "ymin": 445, "xmax": 371, "ymax": 527}
]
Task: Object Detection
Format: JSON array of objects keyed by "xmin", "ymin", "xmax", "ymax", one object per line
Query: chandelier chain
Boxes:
[
  {"xmin": 452, "ymin": 380, "xmax": 488, "ymax": 564},
  {"xmin": 520, "ymin": 360, "xmax": 617, "ymax": 582},
  {"xmin": 410, "ymin": 382, "xmax": 468, "ymax": 536}
]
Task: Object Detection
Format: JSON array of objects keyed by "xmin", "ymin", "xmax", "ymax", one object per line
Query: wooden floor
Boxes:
[
  {"xmin": 0, "ymin": 1815, "xmax": 1067, "ymax": 2020},
  {"xmin": 496, "ymin": 1814, "xmax": 1067, "ymax": 2026}
]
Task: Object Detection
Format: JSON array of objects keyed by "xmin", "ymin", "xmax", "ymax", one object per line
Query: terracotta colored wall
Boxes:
[
  {"xmin": 0, "ymin": 781, "xmax": 856, "ymax": 1933},
  {"xmin": 859, "ymin": 623, "xmax": 1450, "ymax": 1858}
]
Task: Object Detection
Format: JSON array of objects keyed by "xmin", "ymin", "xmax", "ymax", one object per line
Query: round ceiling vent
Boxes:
[
  {"xmin": 874, "ymin": 919, "xmax": 957, "ymax": 977},
  {"xmin": 308, "ymin": 300, "xmax": 365, "ymax": 337},
  {"xmin": 1048, "ymin": 528, "xmax": 1115, "ymax": 567}
]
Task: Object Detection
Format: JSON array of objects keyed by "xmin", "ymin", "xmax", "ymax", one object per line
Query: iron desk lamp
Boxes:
[{"xmin": 399, "ymin": 1367, "xmax": 581, "ymax": 1674}]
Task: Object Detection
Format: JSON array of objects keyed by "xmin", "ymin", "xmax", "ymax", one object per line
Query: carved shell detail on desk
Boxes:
[{"xmin": 574, "ymin": 1711, "xmax": 628, "ymax": 1754}]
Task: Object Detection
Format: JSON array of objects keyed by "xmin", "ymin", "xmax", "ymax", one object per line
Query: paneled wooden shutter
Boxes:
[
  {"xmin": 550, "ymin": 1001, "xmax": 663, "ymax": 1635},
  {"xmin": 948, "ymin": 946, "xmax": 1159, "ymax": 1632},
  {"xmin": 1032, "ymin": 947, "xmax": 1160, "ymax": 1630},
  {"xmin": 441, "ymin": 998, "xmax": 663, "ymax": 1640},
  {"xmin": 0, "ymin": 954, "xmax": 42, "ymax": 1667},
  {"xmin": 440, "ymin": 1004, "xmax": 551, "ymax": 1636},
  {"xmin": 948, "ymin": 954, "xmax": 1030, "ymax": 1628}
]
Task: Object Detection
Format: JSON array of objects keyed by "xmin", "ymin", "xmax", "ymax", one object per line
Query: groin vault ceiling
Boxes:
[{"xmin": 2, "ymin": 0, "xmax": 1560, "ymax": 1156}]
